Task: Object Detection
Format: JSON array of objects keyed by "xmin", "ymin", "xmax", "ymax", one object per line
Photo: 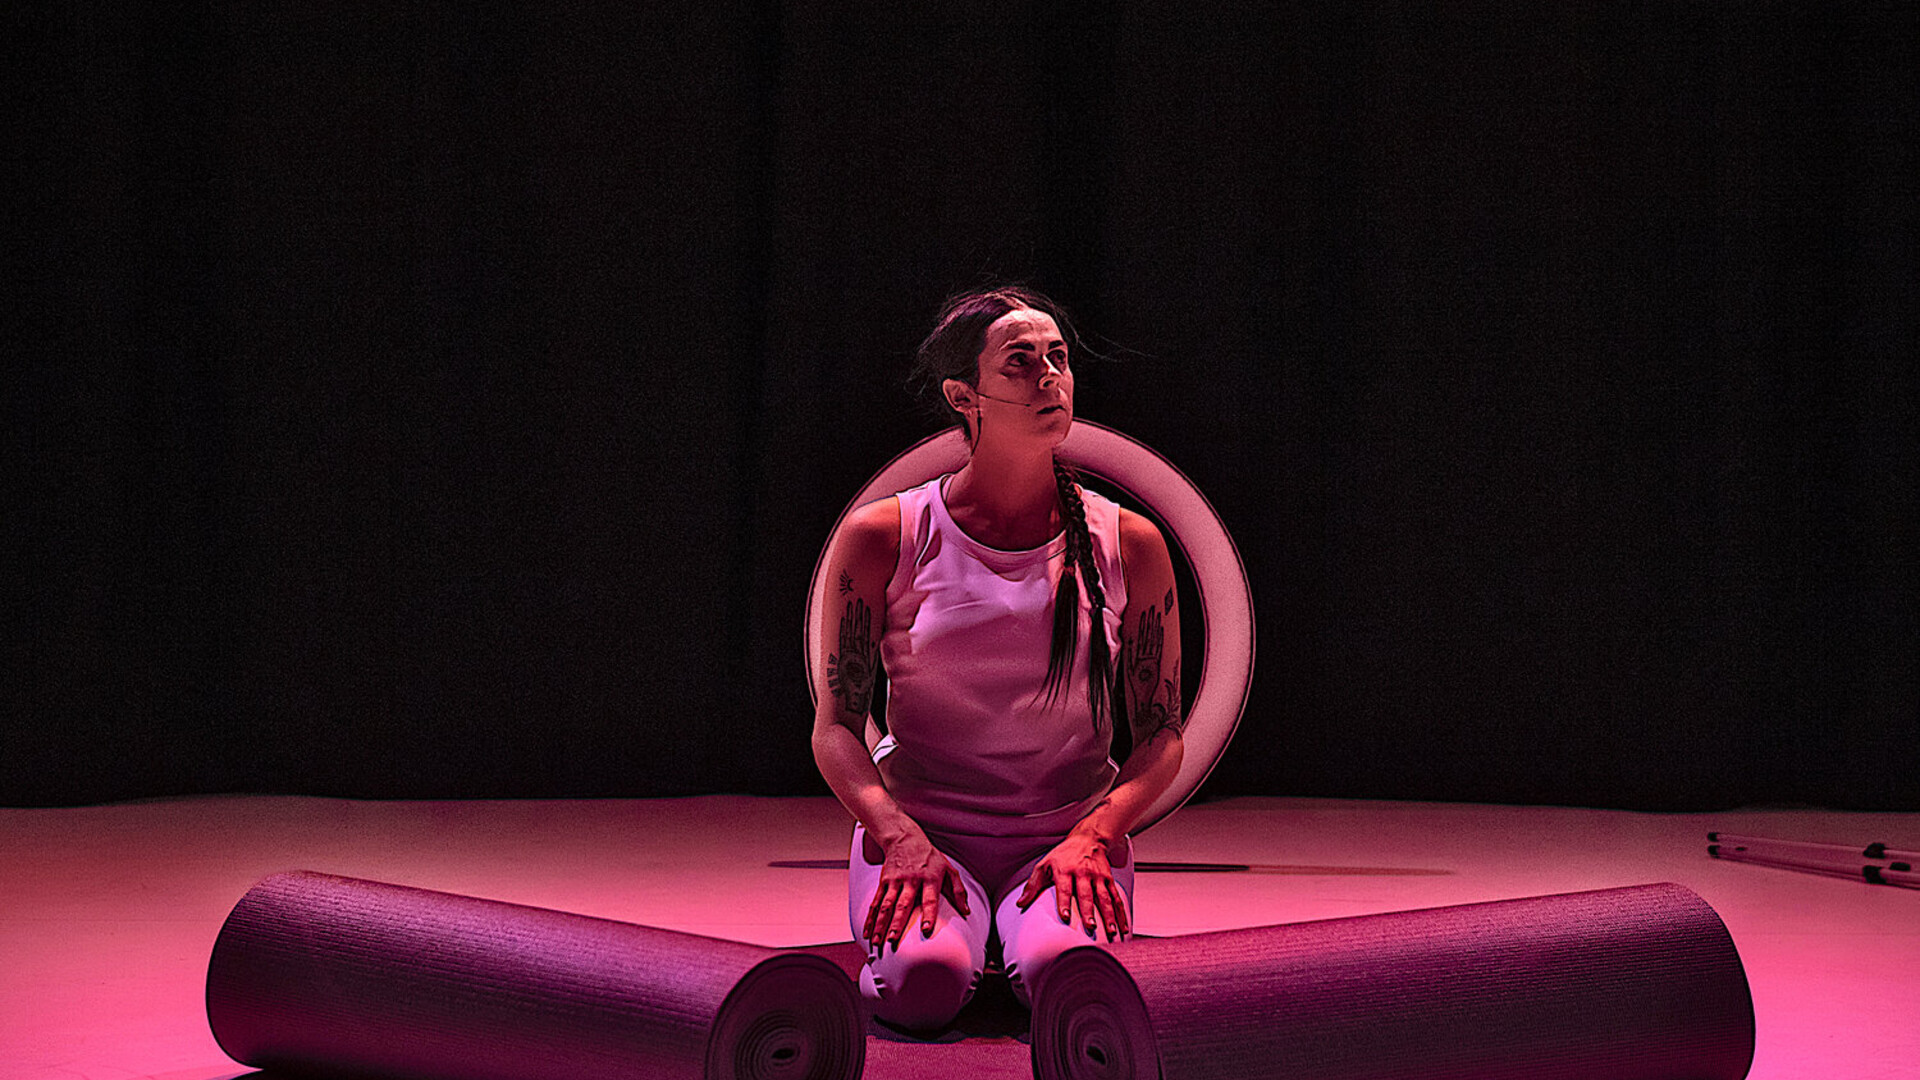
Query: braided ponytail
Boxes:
[{"xmin": 1040, "ymin": 456, "xmax": 1114, "ymax": 732}]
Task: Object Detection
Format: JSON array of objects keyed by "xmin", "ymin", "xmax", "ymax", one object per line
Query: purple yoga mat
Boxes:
[
  {"xmin": 1032, "ymin": 882, "xmax": 1754, "ymax": 1080},
  {"xmin": 206, "ymin": 871, "xmax": 864, "ymax": 1080}
]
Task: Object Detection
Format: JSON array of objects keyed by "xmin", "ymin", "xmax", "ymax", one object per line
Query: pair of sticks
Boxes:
[{"xmin": 1707, "ymin": 832, "xmax": 1918, "ymax": 889}]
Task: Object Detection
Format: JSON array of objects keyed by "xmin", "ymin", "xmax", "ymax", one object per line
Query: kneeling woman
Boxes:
[{"xmin": 811, "ymin": 287, "xmax": 1185, "ymax": 1031}]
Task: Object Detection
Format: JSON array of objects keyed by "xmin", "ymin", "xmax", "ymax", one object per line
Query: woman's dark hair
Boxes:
[{"xmin": 910, "ymin": 287, "xmax": 1114, "ymax": 733}]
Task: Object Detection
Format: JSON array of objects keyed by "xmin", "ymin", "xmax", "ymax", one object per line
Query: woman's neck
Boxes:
[{"xmin": 946, "ymin": 440, "xmax": 1061, "ymax": 550}]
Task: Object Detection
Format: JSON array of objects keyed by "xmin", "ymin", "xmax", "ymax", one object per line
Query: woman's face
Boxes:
[{"xmin": 957, "ymin": 306, "xmax": 1074, "ymax": 445}]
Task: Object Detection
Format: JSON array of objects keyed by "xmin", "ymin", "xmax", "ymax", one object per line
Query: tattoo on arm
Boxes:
[
  {"xmin": 827, "ymin": 595, "xmax": 876, "ymax": 716},
  {"xmin": 1124, "ymin": 604, "xmax": 1184, "ymax": 743},
  {"xmin": 1165, "ymin": 658, "xmax": 1184, "ymax": 734},
  {"xmin": 1131, "ymin": 604, "xmax": 1163, "ymax": 689}
]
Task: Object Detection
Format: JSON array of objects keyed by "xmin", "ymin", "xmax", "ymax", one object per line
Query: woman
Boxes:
[{"xmin": 811, "ymin": 287, "xmax": 1186, "ymax": 1031}]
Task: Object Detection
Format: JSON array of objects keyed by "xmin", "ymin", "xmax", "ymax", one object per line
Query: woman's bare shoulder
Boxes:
[
  {"xmin": 1117, "ymin": 506, "xmax": 1171, "ymax": 566},
  {"xmin": 836, "ymin": 495, "xmax": 902, "ymax": 568}
]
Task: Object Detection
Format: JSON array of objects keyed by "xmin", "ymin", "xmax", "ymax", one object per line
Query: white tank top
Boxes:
[{"xmin": 874, "ymin": 473, "xmax": 1127, "ymax": 838}]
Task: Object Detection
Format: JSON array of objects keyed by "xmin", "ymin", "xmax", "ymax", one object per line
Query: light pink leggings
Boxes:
[{"xmin": 847, "ymin": 823, "xmax": 1135, "ymax": 1031}]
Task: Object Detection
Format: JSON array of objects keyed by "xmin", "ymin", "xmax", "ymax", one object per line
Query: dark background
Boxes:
[{"xmin": 9, "ymin": 3, "xmax": 1915, "ymax": 810}]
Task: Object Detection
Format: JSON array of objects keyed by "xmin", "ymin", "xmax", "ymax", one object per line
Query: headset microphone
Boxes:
[{"xmin": 974, "ymin": 391, "xmax": 1038, "ymax": 409}]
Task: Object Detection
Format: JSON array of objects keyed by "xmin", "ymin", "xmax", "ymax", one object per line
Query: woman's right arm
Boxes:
[{"xmin": 810, "ymin": 497, "xmax": 971, "ymax": 944}]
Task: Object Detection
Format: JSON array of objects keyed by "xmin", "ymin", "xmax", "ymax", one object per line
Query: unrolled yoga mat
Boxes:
[
  {"xmin": 1033, "ymin": 882, "xmax": 1753, "ymax": 1080},
  {"xmin": 206, "ymin": 870, "xmax": 864, "ymax": 1080}
]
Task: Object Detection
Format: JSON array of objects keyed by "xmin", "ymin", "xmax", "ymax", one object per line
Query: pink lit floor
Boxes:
[{"xmin": 3, "ymin": 795, "xmax": 1916, "ymax": 1080}]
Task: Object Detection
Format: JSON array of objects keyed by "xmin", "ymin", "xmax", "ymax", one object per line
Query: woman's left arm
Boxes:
[
  {"xmin": 1018, "ymin": 508, "xmax": 1184, "ymax": 939},
  {"xmin": 1075, "ymin": 507, "xmax": 1185, "ymax": 847}
]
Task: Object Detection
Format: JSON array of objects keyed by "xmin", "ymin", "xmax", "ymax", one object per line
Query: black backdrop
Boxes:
[{"xmin": 10, "ymin": 3, "xmax": 1916, "ymax": 809}]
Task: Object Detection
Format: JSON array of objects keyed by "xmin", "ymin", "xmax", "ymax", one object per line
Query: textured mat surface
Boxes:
[
  {"xmin": 205, "ymin": 871, "xmax": 865, "ymax": 1080},
  {"xmin": 1032, "ymin": 882, "xmax": 1755, "ymax": 1080}
]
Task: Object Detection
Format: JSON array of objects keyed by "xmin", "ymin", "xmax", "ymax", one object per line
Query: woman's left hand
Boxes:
[{"xmin": 1015, "ymin": 830, "xmax": 1130, "ymax": 941}]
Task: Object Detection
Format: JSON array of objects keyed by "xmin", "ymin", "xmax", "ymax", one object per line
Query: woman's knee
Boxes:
[
  {"xmin": 998, "ymin": 885, "xmax": 1125, "ymax": 1006},
  {"xmin": 862, "ymin": 929, "xmax": 981, "ymax": 1031}
]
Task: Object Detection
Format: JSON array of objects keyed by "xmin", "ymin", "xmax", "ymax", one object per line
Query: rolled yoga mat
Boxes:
[
  {"xmin": 206, "ymin": 871, "xmax": 865, "ymax": 1080},
  {"xmin": 1032, "ymin": 882, "xmax": 1754, "ymax": 1080}
]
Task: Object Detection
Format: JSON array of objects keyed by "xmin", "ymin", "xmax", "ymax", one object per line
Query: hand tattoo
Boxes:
[
  {"xmin": 1131, "ymin": 605, "xmax": 1164, "ymax": 688},
  {"xmin": 1164, "ymin": 658, "xmax": 1185, "ymax": 735},
  {"xmin": 827, "ymin": 597, "xmax": 876, "ymax": 715},
  {"xmin": 1126, "ymin": 607, "xmax": 1183, "ymax": 741}
]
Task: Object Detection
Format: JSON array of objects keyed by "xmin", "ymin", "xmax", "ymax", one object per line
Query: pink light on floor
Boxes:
[{"xmin": 3, "ymin": 795, "xmax": 1916, "ymax": 1080}]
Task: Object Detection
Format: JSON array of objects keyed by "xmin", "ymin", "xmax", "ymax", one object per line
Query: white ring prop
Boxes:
[{"xmin": 805, "ymin": 420, "xmax": 1255, "ymax": 836}]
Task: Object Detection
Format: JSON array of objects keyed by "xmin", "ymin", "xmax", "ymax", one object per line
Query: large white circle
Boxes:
[{"xmin": 805, "ymin": 420, "xmax": 1255, "ymax": 835}]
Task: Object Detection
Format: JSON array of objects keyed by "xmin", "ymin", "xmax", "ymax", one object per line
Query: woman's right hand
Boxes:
[{"xmin": 864, "ymin": 830, "xmax": 971, "ymax": 947}]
